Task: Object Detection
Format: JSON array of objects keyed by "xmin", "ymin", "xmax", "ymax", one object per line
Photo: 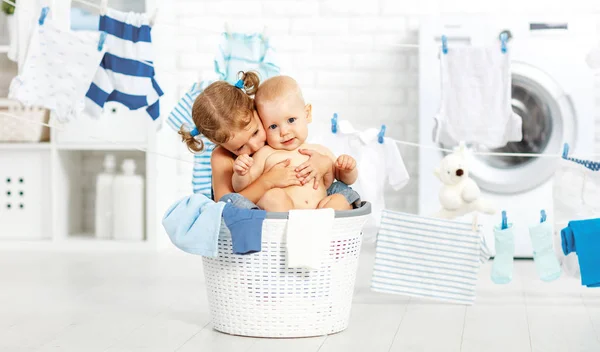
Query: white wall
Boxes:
[{"xmin": 151, "ymin": 0, "xmax": 600, "ymax": 214}]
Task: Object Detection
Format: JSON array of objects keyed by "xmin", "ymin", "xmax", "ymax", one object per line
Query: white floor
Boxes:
[{"xmin": 1, "ymin": 242, "xmax": 600, "ymax": 352}]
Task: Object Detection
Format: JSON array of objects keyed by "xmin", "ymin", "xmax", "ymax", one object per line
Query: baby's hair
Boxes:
[{"xmin": 179, "ymin": 71, "xmax": 260, "ymax": 153}]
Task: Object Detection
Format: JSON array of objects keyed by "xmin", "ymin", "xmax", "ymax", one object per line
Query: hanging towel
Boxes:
[
  {"xmin": 553, "ymin": 157, "xmax": 600, "ymax": 278},
  {"xmin": 166, "ymin": 81, "xmax": 216, "ymax": 198},
  {"xmin": 8, "ymin": 15, "xmax": 106, "ymax": 122},
  {"xmin": 433, "ymin": 46, "xmax": 522, "ymax": 149},
  {"xmin": 561, "ymin": 219, "xmax": 600, "ymax": 288},
  {"xmin": 286, "ymin": 208, "xmax": 335, "ymax": 269},
  {"xmin": 84, "ymin": 8, "xmax": 163, "ymax": 120},
  {"xmin": 222, "ymin": 203, "xmax": 266, "ymax": 255},
  {"xmin": 162, "ymin": 194, "xmax": 226, "ymax": 257},
  {"xmin": 371, "ymin": 210, "xmax": 489, "ymax": 305}
]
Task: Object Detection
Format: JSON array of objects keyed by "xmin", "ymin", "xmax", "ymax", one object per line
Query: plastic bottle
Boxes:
[
  {"xmin": 95, "ymin": 154, "xmax": 116, "ymax": 239},
  {"xmin": 112, "ymin": 159, "xmax": 145, "ymax": 241}
]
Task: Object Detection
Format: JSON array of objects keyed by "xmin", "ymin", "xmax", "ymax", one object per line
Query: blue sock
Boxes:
[
  {"xmin": 491, "ymin": 224, "xmax": 515, "ymax": 284},
  {"xmin": 530, "ymin": 221, "xmax": 561, "ymax": 282}
]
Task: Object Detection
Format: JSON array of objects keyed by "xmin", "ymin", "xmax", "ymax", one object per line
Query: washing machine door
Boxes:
[{"xmin": 462, "ymin": 62, "xmax": 576, "ymax": 194}]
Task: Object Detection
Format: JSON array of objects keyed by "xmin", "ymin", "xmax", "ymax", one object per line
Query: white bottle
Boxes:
[
  {"xmin": 95, "ymin": 154, "xmax": 116, "ymax": 239},
  {"xmin": 112, "ymin": 159, "xmax": 145, "ymax": 241}
]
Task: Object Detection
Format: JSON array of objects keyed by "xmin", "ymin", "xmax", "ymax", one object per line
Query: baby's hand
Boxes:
[
  {"xmin": 336, "ymin": 154, "xmax": 356, "ymax": 172},
  {"xmin": 233, "ymin": 154, "xmax": 253, "ymax": 176}
]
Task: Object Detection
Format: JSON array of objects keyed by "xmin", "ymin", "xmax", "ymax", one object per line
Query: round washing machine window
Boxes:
[{"xmin": 440, "ymin": 62, "xmax": 575, "ymax": 195}]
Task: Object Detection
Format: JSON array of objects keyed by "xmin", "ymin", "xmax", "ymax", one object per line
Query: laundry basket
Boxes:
[{"xmin": 202, "ymin": 202, "xmax": 371, "ymax": 338}]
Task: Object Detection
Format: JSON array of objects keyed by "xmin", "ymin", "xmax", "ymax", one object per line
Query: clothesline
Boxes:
[{"xmin": 1, "ymin": 111, "xmax": 598, "ymax": 164}]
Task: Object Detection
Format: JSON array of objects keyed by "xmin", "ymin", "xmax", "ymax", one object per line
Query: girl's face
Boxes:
[{"xmin": 221, "ymin": 110, "xmax": 267, "ymax": 156}]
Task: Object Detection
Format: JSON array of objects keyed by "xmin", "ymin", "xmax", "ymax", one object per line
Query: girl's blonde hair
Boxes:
[{"xmin": 179, "ymin": 71, "xmax": 260, "ymax": 153}]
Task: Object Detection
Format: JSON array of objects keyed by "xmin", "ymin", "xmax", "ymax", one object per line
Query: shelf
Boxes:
[
  {"xmin": 55, "ymin": 143, "xmax": 147, "ymax": 151},
  {"xmin": 0, "ymin": 142, "xmax": 51, "ymax": 150},
  {"xmin": 0, "ymin": 236, "xmax": 155, "ymax": 252}
]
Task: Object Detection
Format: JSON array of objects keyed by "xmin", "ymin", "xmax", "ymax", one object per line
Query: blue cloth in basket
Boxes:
[
  {"xmin": 222, "ymin": 203, "xmax": 266, "ymax": 255},
  {"xmin": 162, "ymin": 194, "xmax": 226, "ymax": 257}
]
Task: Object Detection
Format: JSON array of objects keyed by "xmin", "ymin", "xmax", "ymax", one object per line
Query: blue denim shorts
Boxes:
[{"xmin": 218, "ymin": 181, "xmax": 361, "ymax": 210}]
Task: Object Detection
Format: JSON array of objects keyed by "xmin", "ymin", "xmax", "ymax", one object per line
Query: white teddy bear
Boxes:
[{"xmin": 433, "ymin": 143, "xmax": 496, "ymax": 219}]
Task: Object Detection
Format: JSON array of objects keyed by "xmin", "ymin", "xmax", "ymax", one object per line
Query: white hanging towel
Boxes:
[
  {"xmin": 8, "ymin": 14, "xmax": 106, "ymax": 122},
  {"xmin": 371, "ymin": 210, "xmax": 490, "ymax": 305},
  {"xmin": 286, "ymin": 208, "xmax": 335, "ymax": 270},
  {"xmin": 433, "ymin": 46, "xmax": 522, "ymax": 149}
]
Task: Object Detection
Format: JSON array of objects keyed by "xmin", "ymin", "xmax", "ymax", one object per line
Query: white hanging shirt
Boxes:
[{"xmin": 308, "ymin": 119, "xmax": 410, "ymax": 229}]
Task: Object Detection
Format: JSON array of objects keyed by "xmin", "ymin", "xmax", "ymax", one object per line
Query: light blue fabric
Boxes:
[
  {"xmin": 561, "ymin": 219, "xmax": 600, "ymax": 287},
  {"xmin": 491, "ymin": 224, "xmax": 515, "ymax": 284},
  {"xmin": 162, "ymin": 194, "xmax": 226, "ymax": 257},
  {"xmin": 529, "ymin": 221, "xmax": 561, "ymax": 282},
  {"xmin": 222, "ymin": 203, "xmax": 266, "ymax": 255},
  {"xmin": 220, "ymin": 193, "xmax": 258, "ymax": 209}
]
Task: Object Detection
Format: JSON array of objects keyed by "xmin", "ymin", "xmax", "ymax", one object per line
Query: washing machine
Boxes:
[{"xmin": 418, "ymin": 15, "xmax": 596, "ymax": 257}]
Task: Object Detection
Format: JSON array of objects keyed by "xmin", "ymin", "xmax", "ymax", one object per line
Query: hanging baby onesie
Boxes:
[
  {"xmin": 371, "ymin": 210, "xmax": 490, "ymax": 305},
  {"xmin": 308, "ymin": 119, "xmax": 410, "ymax": 236},
  {"xmin": 166, "ymin": 32, "xmax": 280, "ymax": 197},
  {"xmin": 553, "ymin": 156, "xmax": 600, "ymax": 278},
  {"xmin": 8, "ymin": 11, "xmax": 106, "ymax": 122},
  {"xmin": 433, "ymin": 46, "xmax": 522, "ymax": 149},
  {"xmin": 84, "ymin": 8, "xmax": 163, "ymax": 120}
]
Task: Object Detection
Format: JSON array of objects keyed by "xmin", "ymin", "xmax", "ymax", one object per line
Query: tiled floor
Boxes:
[{"xmin": 1, "ymin": 242, "xmax": 599, "ymax": 352}]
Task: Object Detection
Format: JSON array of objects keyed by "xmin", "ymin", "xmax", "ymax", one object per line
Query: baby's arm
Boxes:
[{"xmin": 232, "ymin": 146, "xmax": 273, "ymax": 192}]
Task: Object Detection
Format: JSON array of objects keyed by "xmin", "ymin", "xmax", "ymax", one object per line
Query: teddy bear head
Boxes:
[{"xmin": 434, "ymin": 144, "xmax": 469, "ymax": 186}]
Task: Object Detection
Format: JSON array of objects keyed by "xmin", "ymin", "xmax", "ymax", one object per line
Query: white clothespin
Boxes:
[
  {"xmin": 149, "ymin": 8, "xmax": 158, "ymax": 26},
  {"xmin": 224, "ymin": 21, "xmax": 232, "ymax": 36},
  {"xmin": 263, "ymin": 25, "xmax": 269, "ymax": 40},
  {"xmin": 100, "ymin": 0, "xmax": 108, "ymax": 16}
]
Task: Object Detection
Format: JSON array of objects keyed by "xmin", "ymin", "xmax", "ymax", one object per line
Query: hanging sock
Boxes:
[
  {"xmin": 529, "ymin": 221, "xmax": 561, "ymax": 282},
  {"xmin": 491, "ymin": 224, "xmax": 515, "ymax": 284}
]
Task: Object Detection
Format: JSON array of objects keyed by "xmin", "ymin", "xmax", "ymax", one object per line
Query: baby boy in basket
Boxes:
[{"xmin": 232, "ymin": 76, "xmax": 358, "ymax": 212}]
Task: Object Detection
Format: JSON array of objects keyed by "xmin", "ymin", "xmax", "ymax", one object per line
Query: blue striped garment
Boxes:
[
  {"xmin": 166, "ymin": 32, "xmax": 280, "ymax": 196},
  {"xmin": 371, "ymin": 210, "xmax": 490, "ymax": 305},
  {"xmin": 84, "ymin": 8, "xmax": 163, "ymax": 120}
]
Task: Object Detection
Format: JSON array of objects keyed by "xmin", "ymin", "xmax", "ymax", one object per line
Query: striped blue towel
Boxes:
[
  {"xmin": 371, "ymin": 210, "xmax": 490, "ymax": 305},
  {"xmin": 166, "ymin": 32, "xmax": 280, "ymax": 196},
  {"xmin": 84, "ymin": 8, "xmax": 163, "ymax": 120}
]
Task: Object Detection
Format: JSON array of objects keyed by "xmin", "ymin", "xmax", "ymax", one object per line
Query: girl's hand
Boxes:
[
  {"xmin": 263, "ymin": 159, "xmax": 302, "ymax": 188},
  {"xmin": 296, "ymin": 149, "xmax": 334, "ymax": 189}
]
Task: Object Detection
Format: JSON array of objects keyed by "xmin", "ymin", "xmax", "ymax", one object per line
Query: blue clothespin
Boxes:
[
  {"xmin": 378, "ymin": 125, "xmax": 386, "ymax": 144},
  {"xmin": 562, "ymin": 143, "xmax": 569, "ymax": 159},
  {"xmin": 331, "ymin": 113, "xmax": 338, "ymax": 134},
  {"xmin": 98, "ymin": 32, "xmax": 107, "ymax": 51},
  {"xmin": 441, "ymin": 35, "xmax": 448, "ymax": 54},
  {"xmin": 540, "ymin": 210, "xmax": 547, "ymax": 223},
  {"xmin": 38, "ymin": 7, "xmax": 50, "ymax": 26},
  {"xmin": 500, "ymin": 32, "xmax": 508, "ymax": 54},
  {"xmin": 501, "ymin": 210, "xmax": 508, "ymax": 230}
]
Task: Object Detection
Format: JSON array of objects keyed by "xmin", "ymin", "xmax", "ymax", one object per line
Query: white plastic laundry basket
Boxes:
[{"xmin": 202, "ymin": 202, "xmax": 371, "ymax": 338}]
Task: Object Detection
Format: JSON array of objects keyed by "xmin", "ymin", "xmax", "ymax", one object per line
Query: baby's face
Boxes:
[{"xmin": 258, "ymin": 96, "xmax": 311, "ymax": 151}]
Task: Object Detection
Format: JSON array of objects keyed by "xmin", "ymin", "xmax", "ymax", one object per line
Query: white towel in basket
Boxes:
[
  {"xmin": 371, "ymin": 210, "xmax": 489, "ymax": 305},
  {"xmin": 286, "ymin": 208, "xmax": 335, "ymax": 269}
]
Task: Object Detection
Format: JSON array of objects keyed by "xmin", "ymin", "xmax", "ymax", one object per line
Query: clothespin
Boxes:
[
  {"xmin": 441, "ymin": 35, "xmax": 448, "ymax": 54},
  {"xmin": 98, "ymin": 32, "xmax": 107, "ymax": 51},
  {"xmin": 263, "ymin": 25, "xmax": 269, "ymax": 40},
  {"xmin": 562, "ymin": 143, "xmax": 569, "ymax": 159},
  {"xmin": 38, "ymin": 7, "xmax": 49, "ymax": 26},
  {"xmin": 540, "ymin": 210, "xmax": 547, "ymax": 223},
  {"xmin": 224, "ymin": 22, "xmax": 232, "ymax": 36},
  {"xmin": 501, "ymin": 210, "xmax": 508, "ymax": 230},
  {"xmin": 500, "ymin": 32, "xmax": 508, "ymax": 54},
  {"xmin": 378, "ymin": 125, "xmax": 386, "ymax": 144},
  {"xmin": 149, "ymin": 8, "xmax": 158, "ymax": 26},
  {"xmin": 100, "ymin": 0, "xmax": 108, "ymax": 16},
  {"xmin": 331, "ymin": 113, "xmax": 338, "ymax": 134}
]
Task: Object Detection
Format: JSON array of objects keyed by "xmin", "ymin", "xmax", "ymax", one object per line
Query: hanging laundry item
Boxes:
[
  {"xmin": 371, "ymin": 210, "xmax": 490, "ymax": 305},
  {"xmin": 166, "ymin": 32, "xmax": 280, "ymax": 196},
  {"xmin": 8, "ymin": 9, "xmax": 106, "ymax": 122},
  {"xmin": 433, "ymin": 46, "xmax": 522, "ymax": 149},
  {"xmin": 84, "ymin": 8, "xmax": 163, "ymax": 120},
  {"xmin": 553, "ymin": 153, "xmax": 600, "ymax": 278},
  {"xmin": 561, "ymin": 219, "xmax": 600, "ymax": 287},
  {"xmin": 222, "ymin": 203, "xmax": 266, "ymax": 255},
  {"xmin": 162, "ymin": 194, "xmax": 227, "ymax": 257},
  {"xmin": 214, "ymin": 32, "xmax": 280, "ymax": 83},
  {"xmin": 309, "ymin": 119, "xmax": 410, "ymax": 238},
  {"xmin": 8, "ymin": 0, "xmax": 72, "ymax": 73},
  {"xmin": 286, "ymin": 208, "xmax": 335, "ymax": 269}
]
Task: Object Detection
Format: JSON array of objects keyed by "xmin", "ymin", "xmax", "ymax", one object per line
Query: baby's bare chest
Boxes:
[{"xmin": 265, "ymin": 149, "xmax": 309, "ymax": 169}]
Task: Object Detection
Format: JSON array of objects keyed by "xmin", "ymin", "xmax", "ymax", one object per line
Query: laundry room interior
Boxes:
[{"xmin": 1, "ymin": 1, "xmax": 600, "ymax": 351}]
